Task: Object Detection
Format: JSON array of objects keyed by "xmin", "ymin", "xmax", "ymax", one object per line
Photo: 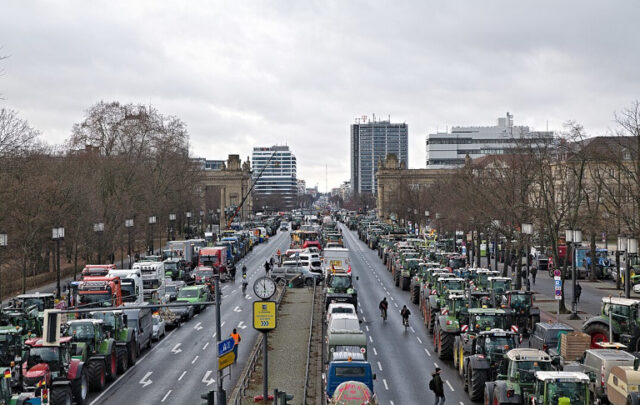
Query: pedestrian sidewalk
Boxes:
[{"xmin": 239, "ymin": 287, "xmax": 316, "ymax": 404}]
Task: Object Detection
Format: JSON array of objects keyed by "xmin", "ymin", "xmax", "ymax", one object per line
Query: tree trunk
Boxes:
[{"xmin": 590, "ymin": 233, "xmax": 597, "ymax": 282}]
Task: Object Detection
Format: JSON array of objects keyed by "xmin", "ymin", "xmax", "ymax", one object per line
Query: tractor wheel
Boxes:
[
  {"xmin": 87, "ymin": 359, "xmax": 106, "ymax": 392},
  {"xmin": 106, "ymin": 346, "xmax": 118, "ymax": 382},
  {"xmin": 453, "ymin": 341, "xmax": 459, "ymax": 372},
  {"xmin": 470, "ymin": 368, "xmax": 488, "ymax": 401},
  {"xmin": 394, "ymin": 272, "xmax": 400, "ymax": 287},
  {"xmin": 51, "ymin": 385, "xmax": 73, "ymax": 405},
  {"xmin": 411, "ymin": 286, "xmax": 419, "ymax": 304},
  {"xmin": 401, "ymin": 277, "xmax": 410, "ymax": 291},
  {"xmin": 437, "ymin": 330, "xmax": 454, "ymax": 360},
  {"xmin": 458, "ymin": 345, "xmax": 465, "ymax": 377},
  {"xmin": 433, "ymin": 325, "xmax": 439, "ymax": 353},
  {"xmin": 128, "ymin": 338, "xmax": 138, "ymax": 366},
  {"xmin": 429, "ymin": 309, "xmax": 436, "ymax": 334},
  {"xmin": 71, "ymin": 367, "xmax": 89, "ymax": 405},
  {"xmin": 585, "ymin": 323, "xmax": 610, "ymax": 348},
  {"xmin": 116, "ymin": 346, "xmax": 129, "ymax": 374}
]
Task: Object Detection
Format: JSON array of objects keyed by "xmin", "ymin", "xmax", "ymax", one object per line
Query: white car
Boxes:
[
  {"xmin": 326, "ymin": 303, "xmax": 356, "ymax": 324},
  {"xmin": 152, "ymin": 314, "xmax": 166, "ymax": 341}
]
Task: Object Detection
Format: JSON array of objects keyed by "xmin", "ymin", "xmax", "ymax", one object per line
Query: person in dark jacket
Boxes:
[
  {"xmin": 575, "ymin": 282, "xmax": 582, "ymax": 303},
  {"xmin": 430, "ymin": 367, "xmax": 445, "ymax": 404}
]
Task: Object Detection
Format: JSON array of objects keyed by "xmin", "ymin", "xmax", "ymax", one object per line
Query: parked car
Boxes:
[
  {"xmin": 164, "ymin": 281, "xmax": 184, "ymax": 302},
  {"xmin": 152, "ymin": 314, "xmax": 166, "ymax": 341},
  {"xmin": 529, "ymin": 322, "xmax": 574, "ymax": 356},
  {"xmin": 270, "ymin": 265, "xmax": 320, "ymax": 286},
  {"xmin": 326, "ymin": 303, "xmax": 356, "ymax": 324},
  {"xmin": 176, "ymin": 285, "xmax": 210, "ymax": 313}
]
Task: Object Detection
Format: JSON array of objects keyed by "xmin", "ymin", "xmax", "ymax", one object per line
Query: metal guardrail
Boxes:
[
  {"xmin": 229, "ymin": 284, "xmax": 287, "ymax": 405},
  {"xmin": 302, "ymin": 279, "xmax": 317, "ymax": 404}
]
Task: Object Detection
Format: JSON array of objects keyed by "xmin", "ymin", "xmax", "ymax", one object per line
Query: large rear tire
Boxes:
[
  {"xmin": 116, "ymin": 346, "xmax": 129, "ymax": 374},
  {"xmin": 401, "ymin": 277, "xmax": 410, "ymax": 291},
  {"xmin": 51, "ymin": 385, "xmax": 73, "ymax": 405},
  {"xmin": 437, "ymin": 330, "xmax": 454, "ymax": 360},
  {"xmin": 470, "ymin": 368, "xmax": 488, "ymax": 401},
  {"xmin": 106, "ymin": 346, "xmax": 118, "ymax": 382},
  {"xmin": 585, "ymin": 323, "xmax": 611, "ymax": 348},
  {"xmin": 128, "ymin": 338, "xmax": 138, "ymax": 366},
  {"xmin": 87, "ymin": 360, "xmax": 106, "ymax": 392}
]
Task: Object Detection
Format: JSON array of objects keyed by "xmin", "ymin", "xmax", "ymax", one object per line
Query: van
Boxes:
[
  {"xmin": 325, "ymin": 355, "xmax": 375, "ymax": 398},
  {"xmin": 580, "ymin": 349, "xmax": 637, "ymax": 400},
  {"xmin": 125, "ymin": 306, "xmax": 153, "ymax": 353},
  {"xmin": 607, "ymin": 365, "xmax": 640, "ymax": 405}
]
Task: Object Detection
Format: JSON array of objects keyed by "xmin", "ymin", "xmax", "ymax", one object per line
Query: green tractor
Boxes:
[
  {"xmin": 473, "ymin": 269, "xmax": 501, "ymax": 291},
  {"xmin": 433, "ymin": 293, "xmax": 467, "ymax": 360},
  {"xmin": 64, "ymin": 319, "xmax": 121, "ymax": 392},
  {"xmin": 488, "ymin": 276, "xmax": 512, "ymax": 298},
  {"xmin": 393, "ymin": 249, "xmax": 419, "ymax": 287},
  {"xmin": 484, "ymin": 348, "xmax": 554, "ymax": 405},
  {"xmin": 1, "ymin": 306, "xmax": 43, "ymax": 338},
  {"xmin": 89, "ymin": 310, "xmax": 138, "ymax": 368},
  {"xmin": 526, "ymin": 371, "xmax": 590, "ymax": 405},
  {"xmin": 583, "ymin": 296, "xmax": 640, "ymax": 350},
  {"xmin": 0, "ymin": 329, "xmax": 24, "ymax": 391},
  {"xmin": 401, "ymin": 258, "xmax": 422, "ymax": 291},
  {"xmin": 502, "ymin": 291, "xmax": 541, "ymax": 336},
  {"xmin": 410, "ymin": 263, "xmax": 430, "ymax": 304},
  {"xmin": 460, "ymin": 329, "xmax": 519, "ymax": 401},
  {"xmin": 425, "ymin": 277, "xmax": 466, "ymax": 333}
]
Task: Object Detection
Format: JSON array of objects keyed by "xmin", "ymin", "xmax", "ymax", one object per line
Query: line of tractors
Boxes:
[{"xmin": 347, "ymin": 217, "xmax": 594, "ymax": 405}]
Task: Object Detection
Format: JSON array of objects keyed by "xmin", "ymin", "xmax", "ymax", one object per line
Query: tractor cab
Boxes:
[
  {"xmin": 488, "ymin": 277, "xmax": 512, "ymax": 297},
  {"xmin": 466, "ymin": 308, "xmax": 510, "ymax": 333},
  {"xmin": 583, "ymin": 297, "xmax": 640, "ymax": 349},
  {"xmin": 475, "ymin": 270, "xmax": 501, "ymax": 291},
  {"xmin": 436, "ymin": 277, "xmax": 466, "ymax": 296},
  {"xmin": 530, "ymin": 371, "xmax": 590, "ymax": 405}
]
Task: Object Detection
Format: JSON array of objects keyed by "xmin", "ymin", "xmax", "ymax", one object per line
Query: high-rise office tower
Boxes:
[{"xmin": 252, "ymin": 145, "xmax": 298, "ymax": 209}]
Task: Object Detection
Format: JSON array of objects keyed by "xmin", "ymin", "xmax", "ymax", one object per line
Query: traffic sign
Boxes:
[
  {"xmin": 555, "ymin": 289, "xmax": 562, "ymax": 300},
  {"xmin": 218, "ymin": 351, "xmax": 235, "ymax": 370},
  {"xmin": 554, "ymin": 269, "xmax": 561, "ymax": 278},
  {"xmin": 218, "ymin": 337, "xmax": 235, "ymax": 357},
  {"xmin": 253, "ymin": 301, "xmax": 277, "ymax": 331},
  {"xmin": 554, "ymin": 280, "xmax": 562, "ymax": 287}
]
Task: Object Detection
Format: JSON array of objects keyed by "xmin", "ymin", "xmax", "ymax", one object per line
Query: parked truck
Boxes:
[
  {"xmin": 133, "ymin": 261, "xmax": 166, "ymax": 304},
  {"xmin": 107, "ymin": 269, "xmax": 143, "ymax": 305}
]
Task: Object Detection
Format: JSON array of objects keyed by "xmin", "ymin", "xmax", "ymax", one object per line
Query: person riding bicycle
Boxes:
[
  {"xmin": 242, "ymin": 265, "xmax": 247, "ymax": 277},
  {"xmin": 400, "ymin": 305, "xmax": 411, "ymax": 325},
  {"xmin": 242, "ymin": 274, "xmax": 248, "ymax": 292},
  {"xmin": 379, "ymin": 297, "xmax": 389, "ymax": 319}
]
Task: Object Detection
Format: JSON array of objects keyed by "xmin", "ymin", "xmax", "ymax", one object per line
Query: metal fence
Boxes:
[{"xmin": 302, "ymin": 281, "xmax": 317, "ymax": 404}]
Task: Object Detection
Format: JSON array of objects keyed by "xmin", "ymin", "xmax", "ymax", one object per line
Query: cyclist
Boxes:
[
  {"xmin": 242, "ymin": 274, "xmax": 248, "ymax": 293},
  {"xmin": 400, "ymin": 305, "xmax": 411, "ymax": 327},
  {"xmin": 242, "ymin": 265, "xmax": 247, "ymax": 277},
  {"xmin": 379, "ymin": 297, "xmax": 388, "ymax": 321}
]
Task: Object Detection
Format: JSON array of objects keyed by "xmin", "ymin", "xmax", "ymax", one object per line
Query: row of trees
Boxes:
[
  {"xmin": 0, "ymin": 102, "xmax": 202, "ymax": 298},
  {"xmin": 388, "ymin": 101, "xmax": 640, "ymax": 311}
]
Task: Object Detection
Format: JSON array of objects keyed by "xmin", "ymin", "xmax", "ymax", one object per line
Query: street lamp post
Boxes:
[
  {"xmin": 125, "ymin": 219, "xmax": 134, "ymax": 267},
  {"xmin": 93, "ymin": 222, "xmax": 104, "ymax": 263},
  {"xmin": 492, "ymin": 220, "xmax": 501, "ymax": 272},
  {"xmin": 169, "ymin": 214, "xmax": 176, "ymax": 242},
  {"xmin": 52, "ymin": 226, "xmax": 64, "ymax": 299},
  {"xmin": 148, "ymin": 216, "xmax": 157, "ymax": 255},
  {"xmin": 0, "ymin": 233, "xmax": 7, "ymax": 301},
  {"xmin": 566, "ymin": 229, "xmax": 582, "ymax": 320},
  {"xmin": 200, "ymin": 210, "xmax": 204, "ymax": 236},
  {"xmin": 627, "ymin": 237, "xmax": 638, "ymax": 299},
  {"xmin": 186, "ymin": 211, "xmax": 192, "ymax": 238},
  {"xmin": 522, "ymin": 224, "xmax": 533, "ymax": 292}
]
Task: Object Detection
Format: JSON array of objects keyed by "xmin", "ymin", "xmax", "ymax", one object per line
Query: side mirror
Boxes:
[
  {"xmin": 373, "ymin": 373, "xmax": 377, "ymax": 380},
  {"xmin": 634, "ymin": 358, "xmax": 640, "ymax": 371}
]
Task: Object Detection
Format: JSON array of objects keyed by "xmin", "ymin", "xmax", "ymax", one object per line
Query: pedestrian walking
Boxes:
[
  {"xmin": 231, "ymin": 328, "xmax": 241, "ymax": 363},
  {"xmin": 575, "ymin": 282, "xmax": 582, "ymax": 304},
  {"xmin": 264, "ymin": 260, "xmax": 271, "ymax": 275},
  {"xmin": 530, "ymin": 266, "xmax": 537, "ymax": 285},
  {"xmin": 429, "ymin": 367, "xmax": 445, "ymax": 405}
]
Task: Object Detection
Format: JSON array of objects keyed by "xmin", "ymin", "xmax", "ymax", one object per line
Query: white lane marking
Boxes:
[
  {"xmin": 394, "ymin": 302, "xmax": 399, "ymax": 308},
  {"xmin": 192, "ymin": 355, "xmax": 199, "ymax": 364},
  {"xmin": 161, "ymin": 390, "xmax": 172, "ymax": 402},
  {"xmin": 365, "ymin": 325, "xmax": 369, "ymax": 332},
  {"xmin": 178, "ymin": 371, "xmax": 187, "ymax": 381},
  {"xmin": 139, "ymin": 371, "xmax": 153, "ymax": 387},
  {"xmin": 417, "ymin": 337, "xmax": 423, "ymax": 344},
  {"xmin": 390, "ymin": 401, "xmax": 395, "ymax": 405},
  {"xmin": 238, "ymin": 321, "xmax": 247, "ymax": 329},
  {"xmin": 212, "ymin": 333, "xmax": 216, "ymax": 339},
  {"xmin": 203, "ymin": 342, "xmax": 209, "ymax": 350},
  {"xmin": 221, "ymin": 321, "xmax": 226, "ymax": 327},
  {"xmin": 194, "ymin": 322, "xmax": 203, "ymax": 331},
  {"xmin": 171, "ymin": 343, "xmax": 182, "ymax": 354},
  {"xmin": 202, "ymin": 370, "xmax": 215, "ymax": 386},
  {"xmin": 373, "ymin": 347, "xmax": 378, "ymax": 356},
  {"xmin": 377, "ymin": 361, "xmax": 383, "ymax": 371},
  {"xmin": 194, "ymin": 314, "xmax": 198, "ymax": 318},
  {"xmin": 245, "ymin": 294, "xmax": 252, "ymax": 299},
  {"xmin": 369, "ymin": 336, "xmax": 373, "ymax": 343},
  {"xmin": 434, "ymin": 362, "xmax": 439, "ymax": 368},
  {"xmin": 362, "ymin": 316, "xmax": 366, "ymax": 322},
  {"xmin": 383, "ymin": 379, "xmax": 389, "ymax": 390},
  {"xmin": 231, "ymin": 289, "xmax": 237, "ymax": 293},
  {"xmin": 425, "ymin": 348, "xmax": 431, "ymax": 356},
  {"xmin": 446, "ymin": 380, "xmax": 454, "ymax": 392},
  {"xmin": 359, "ymin": 308, "xmax": 364, "ymax": 314},
  {"xmin": 410, "ymin": 326, "xmax": 415, "ymax": 333}
]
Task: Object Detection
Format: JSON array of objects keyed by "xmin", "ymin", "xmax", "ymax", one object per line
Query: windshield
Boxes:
[
  {"xmin": 483, "ymin": 336, "xmax": 515, "ymax": 354},
  {"xmin": 178, "ymin": 289, "xmax": 199, "ymax": 298},
  {"xmin": 127, "ymin": 319, "xmax": 138, "ymax": 330},
  {"xmin": 196, "ymin": 270, "xmax": 213, "ymax": 278},
  {"xmin": 143, "ymin": 279, "xmax": 160, "ymax": 289},
  {"xmin": 91, "ymin": 312, "xmax": 115, "ymax": 328},
  {"xmin": 121, "ymin": 282, "xmax": 137, "ymax": 303},
  {"xmin": 21, "ymin": 298, "xmax": 46, "ymax": 312},
  {"xmin": 330, "ymin": 277, "xmax": 351, "ymax": 289},
  {"xmin": 493, "ymin": 280, "xmax": 511, "ymax": 293},
  {"xmin": 27, "ymin": 347, "xmax": 59, "ymax": 369},
  {"xmin": 511, "ymin": 294, "xmax": 531, "ymax": 308},
  {"xmin": 78, "ymin": 293, "xmax": 112, "ymax": 307},
  {"xmin": 200, "ymin": 255, "xmax": 219, "ymax": 267},
  {"xmin": 164, "ymin": 262, "xmax": 178, "ymax": 271},
  {"xmin": 449, "ymin": 258, "xmax": 465, "ymax": 268},
  {"xmin": 165, "ymin": 285, "xmax": 177, "ymax": 293},
  {"xmin": 473, "ymin": 315, "xmax": 505, "ymax": 331},
  {"xmin": 331, "ymin": 307, "xmax": 354, "ymax": 315},
  {"xmin": 67, "ymin": 323, "xmax": 95, "ymax": 340},
  {"xmin": 152, "ymin": 316, "xmax": 160, "ymax": 325},
  {"xmin": 335, "ymin": 366, "xmax": 366, "ymax": 377},
  {"xmin": 443, "ymin": 280, "xmax": 464, "ymax": 291},
  {"xmin": 510, "ymin": 361, "xmax": 552, "ymax": 383},
  {"xmin": 546, "ymin": 381, "xmax": 587, "ymax": 403}
]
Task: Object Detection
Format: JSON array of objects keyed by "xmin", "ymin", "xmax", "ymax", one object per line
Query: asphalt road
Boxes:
[
  {"xmin": 340, "ymin": 225, "xmax": 473, "ymax": 405},
  {"xmin": 87, "ymin": 230, "xmax": 290, "ymax": 405}
]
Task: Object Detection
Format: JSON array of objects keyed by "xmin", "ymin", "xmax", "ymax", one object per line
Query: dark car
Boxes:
[{"xmin": 529, "ymin": 322, "xmax": 574, "ymax": 356}]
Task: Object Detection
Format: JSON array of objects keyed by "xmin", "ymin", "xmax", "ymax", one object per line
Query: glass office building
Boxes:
[{"xmin": 252, "ymin": 145, "xmax": 298, "ymax": 209}]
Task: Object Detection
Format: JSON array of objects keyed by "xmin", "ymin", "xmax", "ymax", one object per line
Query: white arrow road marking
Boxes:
[
  {"xmin": 245, "ymin": 294, "xmax": 252, "ymax": 299},
  {"xmin": 178, "ymin": 371, "xmax": 187, "ymax": 381},
  {"xmin": 238, "ymin": 321, "xmax": 247, "ymax": 329},
  {"xmin": 192, "ymin": 355, "xmax": 199, "ymax": 364},
  {"xmin": 383, "ymin": 379, "xmax": 389, "ymax": 390},
  {"xmin": 202, "ymin": 370, "xmax": 215, "ymax": 386},
  {"xmin": 161, "ymin": 390, "xmax": 171, "ymax": 402},
  {"xmin": 194, "ymin": 322, "xmax": 203, "ymax": 331},
  {"xmin": 139, "ymin": 371, "xmax": 153, "ymax": 387},
  {"xmin": 233, "ymin": 306, "xmax": 242, "ymax": 312},
  {"xmin": 171, "ymin": 344, "xmax": 182, "ymax": 354}
]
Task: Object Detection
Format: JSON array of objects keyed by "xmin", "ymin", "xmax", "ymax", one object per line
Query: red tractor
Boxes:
[{"xmin": 21, "ymin": 336, "xmax": 89, "ymax": 405}]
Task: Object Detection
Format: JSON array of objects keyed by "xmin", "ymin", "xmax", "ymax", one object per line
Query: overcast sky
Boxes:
[{"xmin": 1, "ymin": 1, "xmax": 639, "ymax": 191}]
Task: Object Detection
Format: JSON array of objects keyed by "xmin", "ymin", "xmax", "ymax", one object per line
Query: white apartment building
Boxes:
[{"xmin": 252, "ymin": 145, "xmax": 298, "ymax": 209}]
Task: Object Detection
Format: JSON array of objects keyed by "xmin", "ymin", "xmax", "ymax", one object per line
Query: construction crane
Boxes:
[{"xmin": 225, "ymin": 151, "xmax": 278, "ymax": 229}]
